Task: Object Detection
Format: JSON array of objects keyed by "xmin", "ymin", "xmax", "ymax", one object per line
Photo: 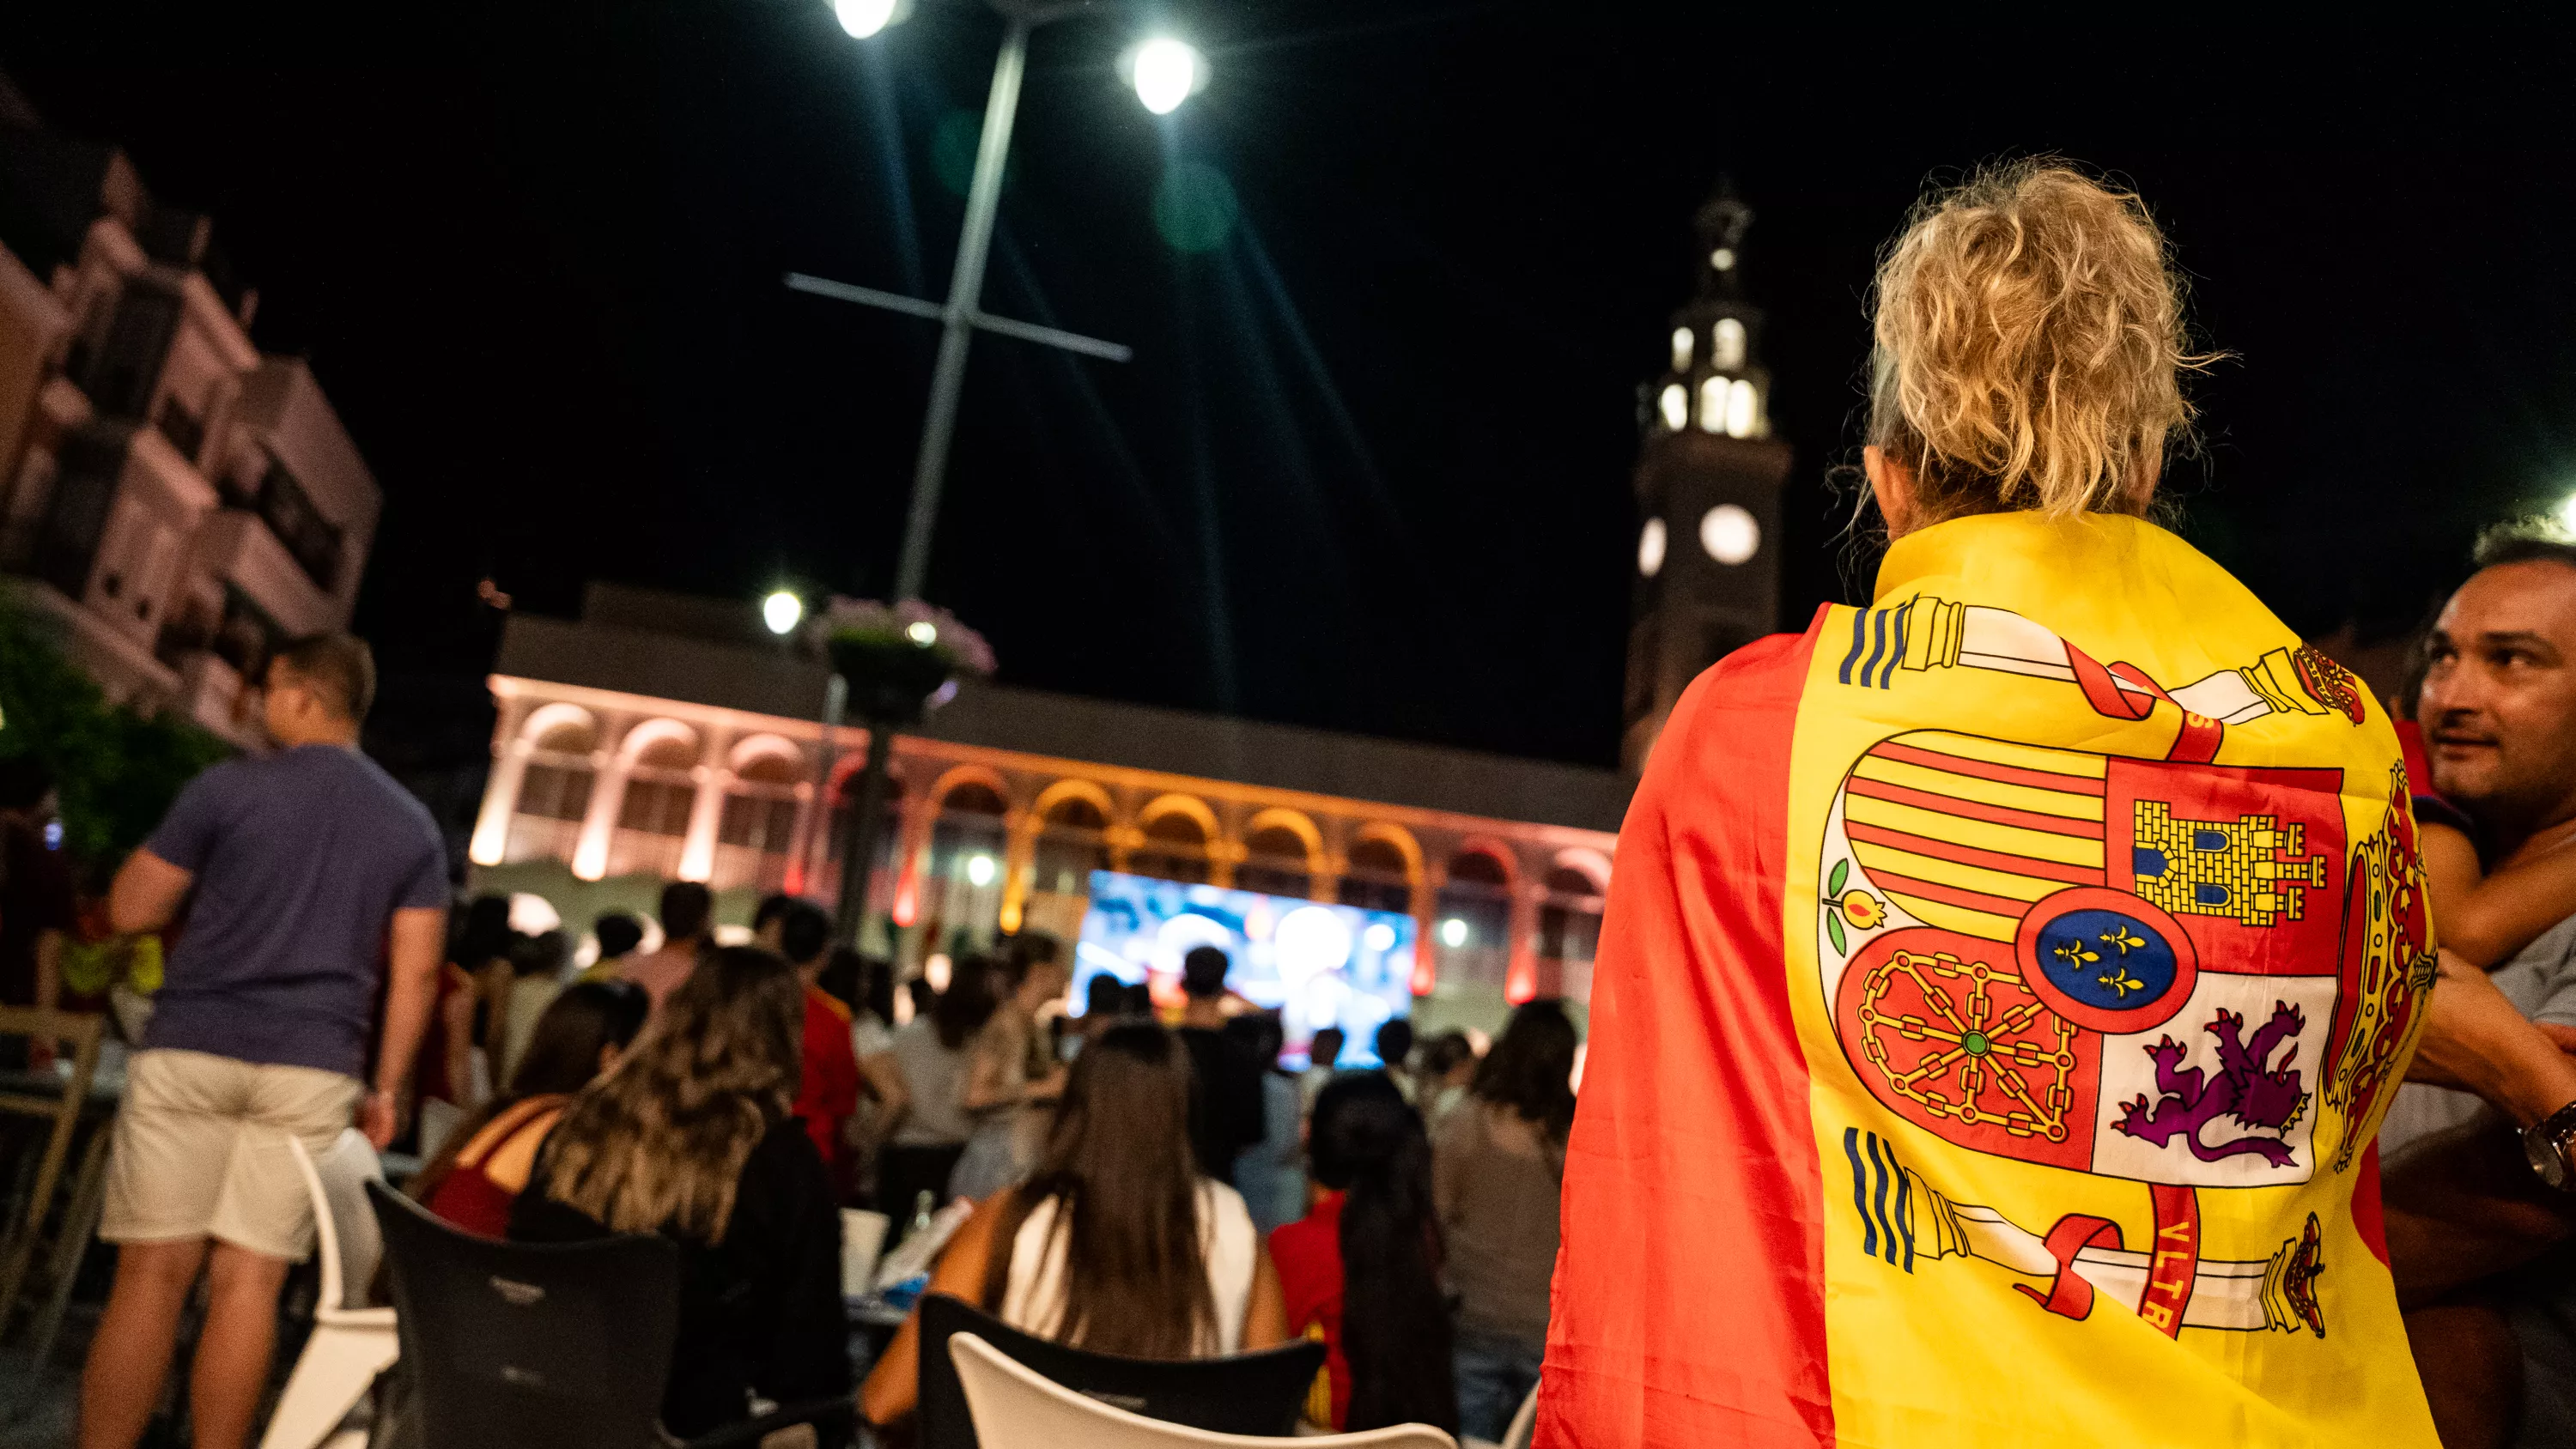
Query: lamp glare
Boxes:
[
  {"xmin": 2558, "ymin": 493, "xmax": 2576, "ymax": 535},
  {"xmin": 835, "ymin": 0, "xmax": 898, "ymax": 38},
  {"xmin": 1439, "ymin": 918, "xmax": 1469, "ymax": 949},
  {"xmin": 905, "ymin": 620, "xmax": 938, "ymax": 646},
  {"xmin": 762, "ymin": 591, "xmax": 803, "ymax": 635},
  {"xmin": 1133, "ymin": 39, "xmax": 1203, "ymax": 115},
  {"xmin": 966, "ymin": 854, "xmax": 997, "ymax": 888}
]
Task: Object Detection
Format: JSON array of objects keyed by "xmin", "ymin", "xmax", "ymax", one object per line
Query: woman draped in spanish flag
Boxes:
[{"xmin": 1541, "ymin": 162, "xmax": 2440, "ymax": 1448}]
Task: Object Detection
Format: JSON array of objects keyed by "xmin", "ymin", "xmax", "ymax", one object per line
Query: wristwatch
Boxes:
[{"xmin": 2522, "ymin": 1100, "xmax": 2576, "ymax": 1191}]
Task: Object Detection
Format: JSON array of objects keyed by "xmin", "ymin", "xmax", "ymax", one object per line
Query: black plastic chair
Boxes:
[
  {"xmin": 915, "ymin": 1292, "xmax": 1323, "ymax": 1449},
  {"xmin": 365, "ymin": 1181, "xmax": 854, "ymax": 1449}
]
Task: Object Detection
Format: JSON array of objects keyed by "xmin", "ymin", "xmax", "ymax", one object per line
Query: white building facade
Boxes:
[{"xmin": 0, "ymin": 124, "xmax": 379, "ymax": 747}]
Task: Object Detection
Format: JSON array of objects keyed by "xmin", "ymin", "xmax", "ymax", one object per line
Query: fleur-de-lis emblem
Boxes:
[
  {"xmin": 2099, "ymin": 925, "xmax": 2148, "ymax": 955},
  {"xmin": 2096, "ymin": 965, "xmax": 2146, "ymax": 997},
  {"xmin": 2053, "ymin": 939, "xmax": 2100, "ymax": 966}
]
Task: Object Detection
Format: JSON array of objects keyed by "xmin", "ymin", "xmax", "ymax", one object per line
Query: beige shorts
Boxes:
[{"xmin": 100, "ymin": 1049, "xmax": 363, "ymax": 1261}]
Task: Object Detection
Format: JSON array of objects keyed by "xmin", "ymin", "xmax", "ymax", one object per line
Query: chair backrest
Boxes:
[
  {"xmin": 949, "ymin": 1332, "xmax": 1455, "ymax": 1449},
  {"xmin": 287, "ymin": 1129, "xmax": 386, "ymax": 1313},
  {"xmin": 365, "ymin": 1180, "xmax": 680, "ymax": 1449},
  {"xmin": 918, "ymin": 1294, "xmax": 1324, "ymax": 1449},
  {"xmin": 0, "ymin": 1008, "xmax": 103, "ymax": 1121},
  {"xmin": 1498, "ymin": 1384, "xmax": 1539, "ymax": 1449}
]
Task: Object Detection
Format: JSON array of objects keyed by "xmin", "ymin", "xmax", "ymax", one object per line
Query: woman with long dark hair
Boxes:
[
  {"xmin": 858, "ymin": 1022, "xmax": 1290, "ymax": 1427},
  {"xmin": 512, "ymin": 947, "xmax": 848, "ymax": 1441},
  {"xmin": 878, "ymin": 954, "xmax": 999, "ymax": 1232},
  {"xmin": 1270, "ymin": 1072, "xmax": 1456, "ymax": 1435},
  {"xmin": 410, "ymin": 979, "xmax": 648, "ymax": 1238},
  {"xmin": 1436, "ymin": 998, "xmax": 1577, "ymax": 1442}
]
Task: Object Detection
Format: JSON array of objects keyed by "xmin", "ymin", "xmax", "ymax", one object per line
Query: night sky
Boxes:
[{"xmin": 6, "ymin": 6, "xmax": 2574, "ymax": 769}]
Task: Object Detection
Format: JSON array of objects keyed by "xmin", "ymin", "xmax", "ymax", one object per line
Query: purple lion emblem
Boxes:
[{"xmin": 2111, "ymin": 1003, "xmax": 2311, "ymax": 1168}]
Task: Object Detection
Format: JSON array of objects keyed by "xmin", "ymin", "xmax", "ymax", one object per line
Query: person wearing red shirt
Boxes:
[
  {"xmin": 1268, "ymin": 1072, "xmax": 1452, "ymax": 1435},
  {"xmin": 775, "ymin": 902, "xmax": 860, "ymax": 1181}
]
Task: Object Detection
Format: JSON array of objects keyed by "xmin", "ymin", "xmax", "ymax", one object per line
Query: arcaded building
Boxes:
[{"xmin": 465, "ymin": 586, "xmax": 1626, "ymax": 1036}]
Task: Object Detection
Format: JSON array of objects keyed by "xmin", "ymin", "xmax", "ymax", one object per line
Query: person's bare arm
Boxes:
[
  {"xmin": 859, "ymin": 1194, "xmax": 1010, "ymax": 1427},
  {"xmin": 2382, "ymin": 1110, "xmax": 2576, "ymax": 1307},
  {"xmin": 2388, "ymin": 949, "xmax": 2576, "ymax": 1303},
  {"xmin": 439, "ymin": 969, "xmax": 475, "ymax": 1106},
  {"xmin": 2408, "ymin": 950, "xmax": 2576, "ymax": 1124},
  {"xmin": 107, "ymin": 849, "xmax": 193, "ymax": 936},
  {"xmin": 366, "ymin": 906, "xmax": 448, "ymax": 1149},
  {"xmin": 1239, "ymin": 1244, "xmax": 1289, "ymax": 1350},
  {"xmin": 859, "ymin": 1049, "xmax": 910, "ymax": 1144},
  {"xmin": 2435, "ymin": 828, "xmax": 2576, "ymax": 968}
]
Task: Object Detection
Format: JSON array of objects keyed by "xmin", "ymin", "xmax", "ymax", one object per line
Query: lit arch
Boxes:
[
  {"xmin": 927, "ymin": 763, "xmax": 1013, "ymax": 813},
  {"xmin": 728, "ymin": 733, "xmax": 804, "ymax": 773},
  {"xmin": 616, "ymin": 718, "xmax": 700, "ymax": 767},
  {"xmin": 1445, "ymin": 837, "xmax": 1520, "ymax": 890},
  {"xmin": 1347, "ymin": 822, "xmax": 1426, "ymax": 885},
  {"xmin": 1239, "ymin": 808, "xmax": 1326, "ymax": 873},
  {"xmin": 1551, "ymin": 846, "xmax": 1613, "ymax": 895},
  {"xmin": 518, "ymin": 701, "xmax": 598, "ymax": 751},
  {"xmin": 1030, "ymin": 777, "xmax": 1116, "ymax": 825},
  {"xmin": 1137, "ymin": 792, "xmax": 1220, "ymax": 840}
]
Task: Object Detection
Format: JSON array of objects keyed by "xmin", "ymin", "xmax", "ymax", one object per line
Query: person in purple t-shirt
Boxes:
[{"xmin": 76, "ymin": 634, "xmax": 447, "ymax": 1449}]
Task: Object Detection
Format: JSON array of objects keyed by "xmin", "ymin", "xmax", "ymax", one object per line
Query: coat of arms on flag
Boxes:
[{"xmin": 1813, "ymin": 597, "xmax": 2435, "ymax": 1339}]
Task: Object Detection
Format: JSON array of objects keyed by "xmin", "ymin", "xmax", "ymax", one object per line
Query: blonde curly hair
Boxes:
[{"xmin": 1868, "ymin": 160, "xmax": 2215, "ymax": 523}]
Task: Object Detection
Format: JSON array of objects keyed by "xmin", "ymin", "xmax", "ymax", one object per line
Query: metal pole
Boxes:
[
  {"xmin": 806, "ymin": 672, "xmax": 845, "ymax": 899},
  {"xmin": 891, "ymin": 17, "xmax": 1030, "ymax": 603},
  {"xmin": 835, "ymin": 720, "xmax": 899, "ymax": 946}
]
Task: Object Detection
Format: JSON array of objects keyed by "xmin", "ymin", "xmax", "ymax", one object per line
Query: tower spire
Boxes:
[
  {"xmin": 1620, "ymin": 177, "xmax": 1794, "ymax": 774},
  {"xmin": 1694, "ymin": 177, "xmax": 1753, "ymax": 302}
]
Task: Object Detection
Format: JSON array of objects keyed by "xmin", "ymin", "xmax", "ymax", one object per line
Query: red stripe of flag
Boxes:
[
  {"xmin": 1842, "ymin": 820, "xmax": 2106, "ymax": 887},
  {"xmin": 1870, "ymin": 739, "xmax": 2109, "ymax": 797},
  {"xmin": 1844, "ymin": 776, "xmax": 2106, "ymax": 840},
  {"xmin": 1868, "ymin": 868, "xmax": 2042, "ymax": 920},
  {"xmin": 1539, "ymin": 615, "xmax": 1834, "ymax": 1449}
]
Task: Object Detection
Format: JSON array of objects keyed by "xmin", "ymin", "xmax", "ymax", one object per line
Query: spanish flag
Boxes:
[{"xmin": 1540, "ymin": 513, "xmax": 2439, "ymax": 1448}]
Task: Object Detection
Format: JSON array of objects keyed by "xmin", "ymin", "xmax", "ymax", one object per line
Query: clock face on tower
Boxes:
[{"xmin": 1700, "ymin": 504, "xmax": 1759, "ymax": 565}]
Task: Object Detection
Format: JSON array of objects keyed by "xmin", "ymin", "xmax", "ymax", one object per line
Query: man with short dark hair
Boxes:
[
  {"xmin": 623, "ymin": 879, "xmax": 714, "ymax": 1008},
  {"xmin": 580, "ymin": 911, "xmax": 645, "ymax": 984},
  {"xmin": 2385, "ymin": 524, "xmax": 2576, "ymax": 1449},
  {"xmin": 78, "ymin": 634, "xmax": 446, "ymax": 1449},
  {"xmin": 1375, "ymin": 1017, "xmax": 1418, "ymax": 1100},
  {"xmin": 1176, "ymin": 944, "xmax": 1265, "ymax": 1185}
]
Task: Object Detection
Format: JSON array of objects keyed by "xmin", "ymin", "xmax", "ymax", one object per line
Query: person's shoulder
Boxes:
[
  {"xmin": 807, "ymin": 987, "xmax": 853, "ymax": 1025},
  {"xmin": 343, "ymin": 749, "xmax": 443, "ymax": 834},
  {"xmin": 1198, "ymin": 1176, "xmax": 1253, "ymax": 1225}
]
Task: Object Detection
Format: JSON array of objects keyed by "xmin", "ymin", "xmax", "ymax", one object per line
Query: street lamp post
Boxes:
[
  {"xmin": 892, "ymin": 9, "xmax": 1030, "ymax": 604},
  {"xmin": 793, "ymin": 0, "xmax": 1202, "ymax": 945},
  {"xmin": 793, "ymin": 0, "xmax": 1200, "ymax": 603}
]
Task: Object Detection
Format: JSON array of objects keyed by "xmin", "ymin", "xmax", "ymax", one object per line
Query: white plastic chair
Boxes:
[
  {"xmin": 257, "ymin": 1130, "xmax": 398, "ymax": 1449},
  {"xmin": 1497, "ymin": 1385, "xmax": 1539, "ymax": 1449},
  {"xmin": 948, "ymin": 1331, "xmax": 1457, "ymax": 1449}
]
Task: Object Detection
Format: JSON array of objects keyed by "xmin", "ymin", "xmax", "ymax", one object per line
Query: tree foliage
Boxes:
[{"xmin": 0, "ymin": 595, "xmax": 231, "ymax": 870}]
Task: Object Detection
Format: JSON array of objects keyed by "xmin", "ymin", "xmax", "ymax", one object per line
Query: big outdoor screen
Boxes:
[{"xmin": 1073, "ymin": 870, "xmax": 1416, "ymax": 1068}]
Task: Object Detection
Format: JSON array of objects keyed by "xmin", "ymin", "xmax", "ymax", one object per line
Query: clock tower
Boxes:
[{"xmin": 1621, "ymin": 183, "xmax": 1795, "ymax": 773}]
